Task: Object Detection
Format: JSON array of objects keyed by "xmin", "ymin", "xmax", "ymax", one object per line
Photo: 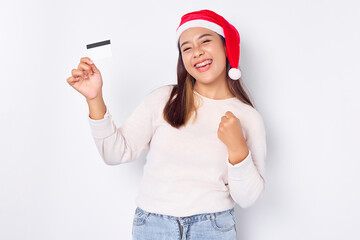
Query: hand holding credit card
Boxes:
[{"xmin": 67, "ymin": 56, "xmax": 103, "ymax": 101}]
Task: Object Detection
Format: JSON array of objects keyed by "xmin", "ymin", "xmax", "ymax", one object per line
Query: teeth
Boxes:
[{"xmin": 195, "ymin": 60, "xmax": 212, "ymax": 68}]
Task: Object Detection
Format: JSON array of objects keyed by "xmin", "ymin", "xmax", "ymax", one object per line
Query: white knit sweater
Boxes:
[{"xmin": 88, "ymin": 84, "xmax": 267, "ymax": 217}]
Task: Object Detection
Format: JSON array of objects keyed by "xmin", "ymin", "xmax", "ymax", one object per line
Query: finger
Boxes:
[
  {"xmin": 80, "ymin": 57, "xmax": 94, "ymax": 75},
  {"xmin": 225, "ymin": 114, "xmax": 230, "ymax": 119},
  {"xmin": 77, "ymin": 62, "xmax": 92, "ymax": 72},
  {"xmin": 89, "ymin": 62, "xmax": 100, "ymax": 74},
  {"xmin": 71, "ymin": 69, "xmax": 84, "ymax": 78},
  {"xmin": 80, "ymin": 57, "xmax": 94, "ymax": 65},
  {"xmin": 225, "ymin": 111, "xmax": 234, "ymax": 118},
  {"xmin": 79, "ymin": 59, "xmax": 100, "ymax": 75},
  {"xmin": 67, "ymin": 76, "xmax": 79, "ymax": 85},
  {"xmin": 79, "ymin": 63, "xmax": 96, "ymax": 77}
]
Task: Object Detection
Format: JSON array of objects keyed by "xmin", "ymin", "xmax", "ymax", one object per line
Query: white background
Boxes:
[{"xmin": 1, "ymin": 0, "xmax": 359, "ymax": 239}]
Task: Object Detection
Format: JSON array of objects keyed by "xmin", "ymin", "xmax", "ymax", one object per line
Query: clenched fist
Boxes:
[{"xmin": 217, "ymin": 111, "xmax": 249, "ymax": 164}]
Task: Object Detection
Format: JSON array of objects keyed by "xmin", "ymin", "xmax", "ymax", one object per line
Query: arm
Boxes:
[
  {"xmin": 87, "ymin": 93, "xmax": 154, "ymax": 165},
  {"xmin": 226, "ymin": 111, "xmax": 267, "ymax": 208},
  {"xmin": 86, "ymin": 92, "xmax": 107, "ymax": 120}
]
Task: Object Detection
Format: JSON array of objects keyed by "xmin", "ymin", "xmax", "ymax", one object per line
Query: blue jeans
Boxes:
[{"xmin": 132, "ymin": 206, "xmax": 237, "ymax": 240}]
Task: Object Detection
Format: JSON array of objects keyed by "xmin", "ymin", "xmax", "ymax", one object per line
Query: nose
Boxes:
[{"xmin": 193, "ymin": 45, "xmax": 204, "ymax": 58}]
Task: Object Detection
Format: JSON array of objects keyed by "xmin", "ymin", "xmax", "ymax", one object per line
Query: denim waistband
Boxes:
[{"xmin": 135, "ymin": 206, "xmax": 235, "ymax": 223}]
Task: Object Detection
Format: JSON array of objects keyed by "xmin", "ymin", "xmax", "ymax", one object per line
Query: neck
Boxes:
[{"xmin": 193, "ymin": 75, "xmax": 233, "ymax": 100}]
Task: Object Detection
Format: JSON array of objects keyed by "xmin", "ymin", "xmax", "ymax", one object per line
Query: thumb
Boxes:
[
  {"xmin": 225, "ymin": 111, "xmax": 235, "ymax": 117},
  {"xmin": 90, "ymin": 62, "xmax": 100, "ymax": 74}
]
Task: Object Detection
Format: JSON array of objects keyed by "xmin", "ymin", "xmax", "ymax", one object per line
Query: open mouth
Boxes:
[
  {"xmin": 194, "ymin": 59, "xmax": 213, "ymax": 68},
  {"xmin": 194, "ymin": 59, "xmax": 213, "ymax": 72}
]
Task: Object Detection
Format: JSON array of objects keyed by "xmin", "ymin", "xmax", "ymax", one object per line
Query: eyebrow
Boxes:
[{"xmin": 180, "ymin": 33, "xmax": 213, "ymax": 48}]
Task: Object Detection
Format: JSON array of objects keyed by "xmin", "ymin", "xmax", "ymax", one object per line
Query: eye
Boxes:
[
  {"xmin": 183, "ymin": 47, "xmax": 191, "ymax": 52},
  {"xmin": 202, "ymin": 40, "xmax": 211, "ymax": 44}
]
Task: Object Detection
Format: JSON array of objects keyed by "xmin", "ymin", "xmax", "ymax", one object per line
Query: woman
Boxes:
[{"xmin": 67, "ymin": 9, "xmax": 266, "ymax": 240}]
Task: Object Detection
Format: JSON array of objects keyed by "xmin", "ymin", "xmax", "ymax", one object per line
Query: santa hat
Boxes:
[{"xmin": 176, "ymin": 9, "xmax": 241, "ymax": 80}]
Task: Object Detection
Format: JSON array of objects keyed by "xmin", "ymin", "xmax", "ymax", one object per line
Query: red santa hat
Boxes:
[{"xmin": 176, "ymin": 9, "xmax": 242, "ymax": 80}]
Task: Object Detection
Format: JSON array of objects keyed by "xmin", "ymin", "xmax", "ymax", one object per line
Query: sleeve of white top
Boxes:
[
  {"xmin": 226, "ymin": 110, "xmax": 267, "ymax": 208},
  {"xmin": 87, "ymin": 96, "xmax": 154, "ymax": 165}
]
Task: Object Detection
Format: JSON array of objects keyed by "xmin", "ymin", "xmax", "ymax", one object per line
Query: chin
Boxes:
[
  {"xmin": 196, "ymin": 77, "xmax": 215, "ymax": 84},
  {"xmin": 193, "ymin": 73, "xmax": 221, "ymax": 84}
]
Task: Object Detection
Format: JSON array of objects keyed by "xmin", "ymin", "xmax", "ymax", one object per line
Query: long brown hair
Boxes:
[{"xmin": 163, "ymin": 35, "xmax": 255, "ymax": 129}]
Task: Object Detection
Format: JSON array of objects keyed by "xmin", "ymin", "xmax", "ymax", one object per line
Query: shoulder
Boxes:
[
  {"xmin": 247, "ymin": 106, "xmax": 266, "ymax": 137},
  {"xmin": 234, "ymin": 100, "xmax": 266, "ymax": 136},
  {"xmin": 143, "ymin": 84, "xmax": 175, "ymax": 105},
  {"xmin": 149, "ymin": 84, "xmax": 175, "ymax": 97}
]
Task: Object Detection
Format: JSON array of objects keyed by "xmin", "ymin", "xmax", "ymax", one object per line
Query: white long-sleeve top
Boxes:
[{"xmin": 88, "ymin": 84, "xmax": 267, "ymax": 217}]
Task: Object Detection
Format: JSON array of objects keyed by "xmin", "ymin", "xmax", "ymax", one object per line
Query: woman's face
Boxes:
[{"xmin": 179, "ymin": 27, "xmax": 227, "ymax": 85}]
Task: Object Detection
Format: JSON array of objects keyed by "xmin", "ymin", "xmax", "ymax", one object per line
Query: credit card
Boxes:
[{"xmin": 86, "ymin": 39, "xmax": 112, "ymax": 60}]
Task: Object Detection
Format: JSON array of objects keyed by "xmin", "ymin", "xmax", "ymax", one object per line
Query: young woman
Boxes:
[{"xmin": 67, "ymin": 9, "xmax": 266, "ymax": 240}]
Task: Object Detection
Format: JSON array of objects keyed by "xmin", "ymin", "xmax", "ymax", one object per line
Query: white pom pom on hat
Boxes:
[
  {"xmin": 176, "ymin": 9, "xmax": 242, "ymax": 80},
  {"xmin": 229, "ymin": 68, "xmax": 241, "ymax": 80}
]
